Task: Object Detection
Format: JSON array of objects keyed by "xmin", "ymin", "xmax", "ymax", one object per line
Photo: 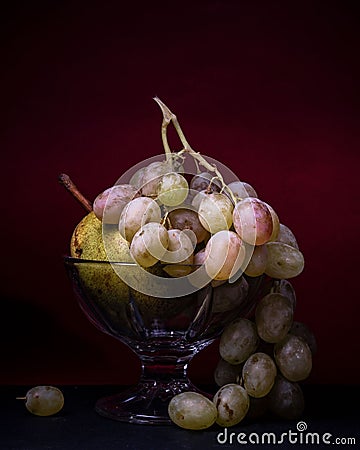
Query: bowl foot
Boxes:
[{"xmin": 95, "ymin": 379, "xmax": 209, "ymax": 425}]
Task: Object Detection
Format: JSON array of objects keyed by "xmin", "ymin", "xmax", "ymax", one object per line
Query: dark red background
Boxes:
[{"xmin": 1, "ymin": 1, "xmax": 359, "ymax": 386}]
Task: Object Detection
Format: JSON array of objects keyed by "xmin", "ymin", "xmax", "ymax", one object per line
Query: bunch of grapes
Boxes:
[
  {"xmin": 90, "ymin": 98, "xmax": 304, "ymax": 294},
  {"xmin": 168, "ymin": 285, "xmax": 316, "ymax": 431},
  {"xmin": 168, "ymin": 272, "xmax": 315, "ymax": 430}
]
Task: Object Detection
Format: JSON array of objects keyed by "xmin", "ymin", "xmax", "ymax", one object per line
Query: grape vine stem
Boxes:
[{"xmin": 153, "ymin": 97, "xmax": 237, "ymax": 205}]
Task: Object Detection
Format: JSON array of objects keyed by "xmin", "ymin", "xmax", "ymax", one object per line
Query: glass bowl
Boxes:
[{"xmin": 64, "ymin": 256, "xmax": 273, "ymax": 424}]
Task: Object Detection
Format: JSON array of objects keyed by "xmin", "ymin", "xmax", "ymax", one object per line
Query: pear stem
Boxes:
[
  {"xmin": 16, "ymin": 396, "xmax": 26, "ymax": 400},
  {"xmin": 58, "ymin": 173, "xmax": 93, "ymax": 212}
]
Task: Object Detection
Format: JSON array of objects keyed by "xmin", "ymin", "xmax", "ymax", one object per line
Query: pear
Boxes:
[
  {"xmin": 69, "ymin": 212, "xmax": 133, "ymax": 332},
  {"xmin": 70, "ymin": 211, "xmax": 132, "ymax": 261}
]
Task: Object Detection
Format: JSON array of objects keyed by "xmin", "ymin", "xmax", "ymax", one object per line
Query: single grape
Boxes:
[
  {"xmin": 265, "ymin": 242, "xmax": 304, "ymax": 279},
  {"xmin": 204, "ymin": 230, "xmax": 245, "ymax": 280},
  {"xmin": 266, "ymin": 203, "xmax": 280, "ymax": 242},
  {"xmin": 233, "ymin": 197, "xmax": 273, "ymax": 246},
  {"xmin": 212, "ymin": 276, "xmax": 249, "ymax": 313},
  {"xmin": 157, "ymin": 172, "xmax": 189, "ymax": 206},
  {"xmin": 274, "ymin": 334, "xmax": 312, "ymax": 382},
  {"xmin": 140, "ymin": 160, "xmax": 172, "ymax": 196},
  {"xmin": 268, "ymin": 375, "xmax": 305, "ymax": 419},
  {"xmin": 129, "ymin": 166, "xmax": 146, "ymax": 190},
  {"xmin": 219, "ymin": 318, "xmax": 259, "ymax": 364},
  {"xmin": 190, "ymin": 172, "xmax": 221, "ymax": 193},
  {"xmin": 119, "ymin": 197, "xmax": 162, "ymax": 242},
  {"xmin": 93, "ymin": 184, "xmax": 139, "ymax": 224},
  {"xmin": 22, "ymin": 386, "xmax": 64, "ymax": 416},
  {"xmin": 161, "ymin": 229, "xmax": 194, "ymax": 277},
  {"xmin": 181, "ymin": 228, "xmax": 198, "ymax": 249},
  {"xmin": 191, "ymin": 189, "xmax": 209, "ymax": 211},
  {"xmin": 277, "ymin": 223, "xmax": 299, "ymax": 249},
  {"xmin": 168, "ymin": 392, "xmax": 217, "ymax": 430},
  {"xmin": 198, "ymin": 192, "xmax": 233, "ymax": 234},
  {"xmin": 213, "ymin": 384, "xmax": 249, "ymax": 427},
  {"xmin": 244, "ymin": 244, "xmax": 268, "ymax": 277},
  {"xmin": 242, "ymin": 352, "xmax": 277, "ymax": 398},
  {"xmin": 214, "ymin": 358, "xmax": 243, "ymax": 387},
  {"xmin": 290, "ymin": 321, "xmax": 317, "ymax": 355},
  {"xmin": 130, "ymin": 222, "xmax": 169, "ymax": 267},
  {"xmin": 255, "ymin": 293, "xmax": 293, "ymax": 343},
  {"xmin": 271, "ymin": 279, "xmax": 297, "ymax": 310},
  {"xmin": 168, "ymin": 208, "xmax": 209, "ymax": 244},
  {"xmin": 193, "ymin": 248, "xmax": 206, "ymax": 266},
  {"xmin": 226, "ymin": 180, "xmax": 258, "ymax": 200}
]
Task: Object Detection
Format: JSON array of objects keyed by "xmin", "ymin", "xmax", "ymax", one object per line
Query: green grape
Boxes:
[
  {"xmin": 244, "ymin": 244, "xmax": 268, "ymax": 277},
  {"xmin": 198, "ymin": 192, "xmax": 233, "ymax": 233},
  {"xmin": 214, "ymin": 358, "xmax": 243, "ymax": 387},
  {"xmin": 265, "ymin": 242, "xmax": 304, "ymax": 279},
  {"xmin": 227, "ymin": 180, "xmax": 258, "ymax": 199},
  {"xmin": 21, "ymin": 386, "xmax": 64, "ymax": 416},
  {"xmin": 129, "ymin": 166, "xmax": 146, "ymax": 190},
  {"xmin": 140, "ymin": 160, "xmax": 172, "ymax": 196},
  {"xmin": 168, "ymin": 392, "xmax": 217, "ymax": 430},
  {"xmin": 255, "ymin": 293, "xmax": 293, "ymax": 343},
  {"xmin": 212, "ymin": 276, "xmax": 249, "ymax": 313},
  {"xmin": 130, "ymin": 222, "xmax": 169, "ymax": 267},
  {"xmin": 274, "ymin": 334, "xmax": 312, "ymax": 382},
  {"xmin": 193, "ymin": 248, "xmax": 206, "ymax": 266},
  {"xmin": 277, "ymin": 223, "xmax": 299, "ymax": 249},
  {"xmin": 266, "ymin": 203, "xmax": 280, "ymax": 242},
  {"xmin": 157, "ymin": 172, "xmax": 189, "ymax": 206},
  {"xmin": 191, "ymin": 189, "xmax": 208, "ymax": 211},
  {"xmin": 93, "ymin": 184, "xmax": 139, "ymax": 224},
  {"xmin": 290, "ymin": 321, "xmax": 317, "ymax": 354},
  {"xmin": 204, "ymin": 230, "xmax": 245, "ymax": 281},
  {"xmin": 161, "ymin": 229, "xmax": 194, "ymax": 277},
  {"xmin": 272, "ymin": 279, "xmax": 297, "ymax": 310},
  {"xmin": 190, "ymin": 172, "xmax": 221, "ymax": 193},
  {"xmin": 242, "ymin": 352, "xmax": 277, "ymax": 398},
  {"xmin": 168, "ymin": 208, "xmax": 209, "ymax": 244},
  {"xmin": 219, "ymin": 318, "xmax": 259, "ymax": 364},
  {"xmin": 268, "ymin": 375, "xmax": 305, "ymax": 419},
  {"xmin": 119, "ymin": 197, "xmax": 162, "ymax": 242},
  {"xmin": 213, "ymin": 384, "xmax": 249, "ymax": 427},
  {"xmin": 233, "ymin": 197, "xmax": 273, "ymax": 246}
]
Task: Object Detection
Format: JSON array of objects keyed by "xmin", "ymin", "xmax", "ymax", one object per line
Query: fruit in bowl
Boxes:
[{"xmin": 61, "ymin": 98, "xmax": 313, "ymax": 426}]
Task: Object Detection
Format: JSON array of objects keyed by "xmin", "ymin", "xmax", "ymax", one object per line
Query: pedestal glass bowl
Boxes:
[{"xmin": 64, "ymin": 256, "xmax": 273, "ymax": 424}]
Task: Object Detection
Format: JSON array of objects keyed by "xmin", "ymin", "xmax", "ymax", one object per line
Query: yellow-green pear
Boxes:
[
  {"xmin": 69, "ymin": 212, "xmax": 132, "ymax": 330},
  {"xmin": 69, "ymin": 212, "xmax": 192, "ymax": 331},
  {"xmin": 70, "ymin": 211, "xmax": 132, "ymax": 262}
]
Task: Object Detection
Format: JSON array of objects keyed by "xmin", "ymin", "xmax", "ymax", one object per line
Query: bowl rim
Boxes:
[
  {"xmin": 64, "ymin": 255, "xmax": 137, "ymax": 265},
  {"xmin": 63, "ymin": 255, "xmax": 202, "ymax": 268}
]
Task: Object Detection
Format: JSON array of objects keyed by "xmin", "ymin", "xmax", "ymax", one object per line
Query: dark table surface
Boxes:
[{"xmin": 2, "ymin": 385, "xmax": 359, "ymax": 450}]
